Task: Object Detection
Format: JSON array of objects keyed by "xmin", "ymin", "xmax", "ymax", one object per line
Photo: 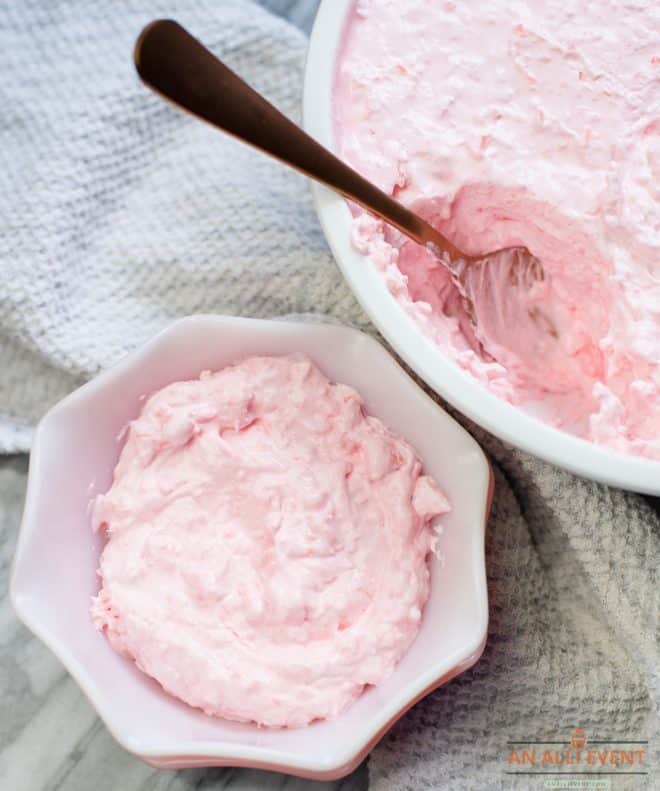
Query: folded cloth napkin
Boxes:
[{"xmin": 1, "ymin": 2, "xmax": 657, "ymax": 789}]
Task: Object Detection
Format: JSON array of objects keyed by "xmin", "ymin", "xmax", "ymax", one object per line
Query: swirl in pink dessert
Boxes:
[
  {"xmin": 92, "ymin": 355, "xmax": 449, "ymax": 728},
  {"xmin": 334, "ymin": 0, "xmax": 659, "ymax": 459}
]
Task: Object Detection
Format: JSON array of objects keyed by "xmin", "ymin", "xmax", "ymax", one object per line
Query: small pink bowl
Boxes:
[{"xmin": 11, "ymin": 315, "xmax": 490, "ymax": 780}]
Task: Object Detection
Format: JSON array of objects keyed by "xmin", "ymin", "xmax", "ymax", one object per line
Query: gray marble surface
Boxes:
[
  {"xmin": 258, "ymin": 0, "xmax": 320, "ymax": 34},
  {"xmin": 0, "ymin": 2, "xmax": 369, "ymax": 789}
]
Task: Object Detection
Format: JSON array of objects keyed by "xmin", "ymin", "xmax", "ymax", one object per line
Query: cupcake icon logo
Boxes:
[{"xmin": 571, "ymin": 727, "xmax": 587, "ymax": 750}]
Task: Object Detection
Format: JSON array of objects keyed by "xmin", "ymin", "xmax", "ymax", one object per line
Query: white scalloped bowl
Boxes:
[
  {"xmin": 303, "ymin": 0, "xmax": 660, "ymax": 495},
  {"xmin": 11, "ymin": 315, "xmax": 490, "ymax": 780}
]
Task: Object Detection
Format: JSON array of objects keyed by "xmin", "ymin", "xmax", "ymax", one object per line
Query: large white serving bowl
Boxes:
[
  {"xmin": 303, "ymin": 0, "xmax": 660, "ymax": 495},
  {"xmin": 11, "ymin": 315, "xmax": 490, "ymax": 781}
]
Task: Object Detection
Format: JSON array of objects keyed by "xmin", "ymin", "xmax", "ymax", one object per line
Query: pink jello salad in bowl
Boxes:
[
  {"xmin": 333, "ymin": 0, "xmax": 659, "ymax": 460},
  {"xmin": 92, "ymin": 354, "xmax": 450, "ymax": 728},
  {"xmin": 11, "ymin": 315, "xmax": 491, "ymax": 777}
]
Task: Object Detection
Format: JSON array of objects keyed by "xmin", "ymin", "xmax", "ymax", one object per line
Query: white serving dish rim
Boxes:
[{"xmin": 302, "ymin": 0, "xmax": 660, "ymax": 495}]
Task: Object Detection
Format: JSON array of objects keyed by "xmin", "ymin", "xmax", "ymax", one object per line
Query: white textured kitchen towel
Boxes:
[
  {"xmin": 1, "ymin": 2, "xmax": 658, "ymax": 789},
  {"xmin": 0, "ymin": 0, "xmax": 366, "ymax": 452}
]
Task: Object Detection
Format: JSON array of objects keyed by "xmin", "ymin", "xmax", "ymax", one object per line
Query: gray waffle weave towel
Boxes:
[{"xmin": 1, "ymin": 2, "xmax": 657, "ymax": 788}]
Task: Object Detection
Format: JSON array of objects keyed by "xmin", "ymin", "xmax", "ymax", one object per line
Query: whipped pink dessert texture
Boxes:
[
  {"xmin": 335, "ymin": 0, "xmax": 660, "ymax": 459},
  {"xmin": 92, "ymin": 355, "xmax": 449, "ymax": 728}
]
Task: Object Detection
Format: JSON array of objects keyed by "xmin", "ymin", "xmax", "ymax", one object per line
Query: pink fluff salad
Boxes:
[{"xmin": 334, "ymin": 0, "xmax": 660, "ymax": 460}]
